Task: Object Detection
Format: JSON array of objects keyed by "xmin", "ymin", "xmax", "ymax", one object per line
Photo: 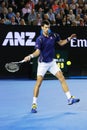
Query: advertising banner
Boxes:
[{"xmin": 0, "ymin": 25, "xmax": 87, "ymax": 79}]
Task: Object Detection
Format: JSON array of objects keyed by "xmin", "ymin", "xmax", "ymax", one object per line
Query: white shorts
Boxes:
[{"xmin": 37, "ymin": 59, "xmax": 61, "ymax": 77}]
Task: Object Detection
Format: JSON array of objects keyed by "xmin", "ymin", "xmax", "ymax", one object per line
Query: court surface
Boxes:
[{"xmin": 0, "ymin": 79, "xmax": 87, "ymax": 130}]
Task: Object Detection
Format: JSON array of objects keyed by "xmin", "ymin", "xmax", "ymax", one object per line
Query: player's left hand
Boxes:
[
  {"xmin": 67, "ymin": 34, "xmax": 77, "ymax": 42},
  {"xmin": 70, "ymin": 34, "xmax": 77, "ymax": 39}
]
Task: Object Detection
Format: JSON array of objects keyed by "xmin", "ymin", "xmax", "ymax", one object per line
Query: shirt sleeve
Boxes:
[{"xmin": 35, "ymin": 37, "xmax": 42, "ymax": 50}]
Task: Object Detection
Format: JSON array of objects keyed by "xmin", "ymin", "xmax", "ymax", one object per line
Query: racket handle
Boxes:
[{"xmin": 20, "ymin": 60, "xmax": 26, "ymax": 63}]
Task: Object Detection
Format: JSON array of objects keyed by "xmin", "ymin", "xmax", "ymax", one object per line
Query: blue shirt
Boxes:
[{"xmin": 35, "ymin": 32, "xmax": 61, "ymax": 62}]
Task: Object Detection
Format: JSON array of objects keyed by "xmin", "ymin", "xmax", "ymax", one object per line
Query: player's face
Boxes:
[{"xmin": 41, "ymin": 24, "xmax": 50, "ymax": 35}]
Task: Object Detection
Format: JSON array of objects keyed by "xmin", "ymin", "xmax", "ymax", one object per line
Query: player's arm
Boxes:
[
  {"xmin": 58, "ymin": 34, "xmax": 76, "ymax": 46},
  {"xmin": 23, "ymin": 49, "xmax": 40, "ymax": 62}
]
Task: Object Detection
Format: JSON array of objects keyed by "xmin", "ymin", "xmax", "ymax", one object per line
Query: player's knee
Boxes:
[
  {"xmin": 36, "ymin": 76, "xmax": 43, "ymax": 87},
  {"xmin": 59, "ymin": 75, "xmax": 65, "ymax": 83},
  {"xmin": 56, "ymin": 71, "xmax": 65, "ymax": 82}
]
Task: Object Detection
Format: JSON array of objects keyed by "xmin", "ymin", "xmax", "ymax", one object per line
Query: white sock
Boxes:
[
  {"xmin": 65, "ymin": 91, "xmax": 71, "ymax": 99},
  {"xmin": 33, "ymin": 97, "xmax": 37, "ymax": 104}
]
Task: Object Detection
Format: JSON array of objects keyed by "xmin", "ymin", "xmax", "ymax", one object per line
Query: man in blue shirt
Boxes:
[{"xmin": 24, "ymin": 20, "xmax": 80, "ymax": 113}]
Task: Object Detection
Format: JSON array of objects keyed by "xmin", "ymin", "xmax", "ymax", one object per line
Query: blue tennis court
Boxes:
[{"xmin": 0, "ymin": 79, "xmax": 87, "ymax": 130}]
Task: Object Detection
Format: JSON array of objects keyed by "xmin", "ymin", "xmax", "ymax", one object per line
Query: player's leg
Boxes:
[
  {"xmin": 31, "ymin": 75, "xmax": 43, "ymax": 113},
  {"xmin": 55, "ymin": 71, "xmax": 70, "ymax": 93},
  {"xmin": 33, "ymin": 76, "xmax": 43, "ymax": 97},
  {"xmin": 31, "ymin": 62, "xmax": 49, "ymax": 113},
  {"xmin": 49, "ymin": 60, "xmax": 80, "ymax": 105},
  {"xmin": 55, "ymin": 71, "xmax": 80, "ymax": 105}
]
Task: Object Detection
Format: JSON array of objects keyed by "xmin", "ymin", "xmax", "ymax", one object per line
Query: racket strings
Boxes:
[{"xmin": 5, "ymin": 62, "xmax": 19, "ymax": 72}]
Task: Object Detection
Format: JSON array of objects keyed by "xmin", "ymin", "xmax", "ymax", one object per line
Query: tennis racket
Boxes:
[{"xmin": 5, "ymin": 60, "xmax": 26, "ymax": 73}]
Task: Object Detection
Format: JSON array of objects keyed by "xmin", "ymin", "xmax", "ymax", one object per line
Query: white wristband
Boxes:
[
  {"xmin": 29, "ymin": 54, "xmax": 34, "ymax": 58},
  {"xmin": 28, "ymin": 54, "xmax": 34, "ymax": 60}
]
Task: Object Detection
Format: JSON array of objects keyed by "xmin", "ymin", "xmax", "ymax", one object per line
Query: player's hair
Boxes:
[{"xmin": 41, "ymin": 20, "xmax": 50, "ymax": 26}]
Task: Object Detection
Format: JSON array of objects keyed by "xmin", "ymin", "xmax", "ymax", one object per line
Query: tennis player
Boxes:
[{"xmin": 24, "ymin": 20, "xmax": 80, "ymax": 113}]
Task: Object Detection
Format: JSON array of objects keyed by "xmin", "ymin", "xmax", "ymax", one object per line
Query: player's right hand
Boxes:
[{"xmin": 23, "ymin": 55, "xmax": 31, "ymax": 62}]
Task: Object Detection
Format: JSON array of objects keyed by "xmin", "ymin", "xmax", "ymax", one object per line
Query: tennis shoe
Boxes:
[
  {"xmin": 68, "ymin": 96, "xmax": 80, "ymax": 105},
  {"xmin": 31, "ymin": 103, "xmax": 37, "ymax": 113}
]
